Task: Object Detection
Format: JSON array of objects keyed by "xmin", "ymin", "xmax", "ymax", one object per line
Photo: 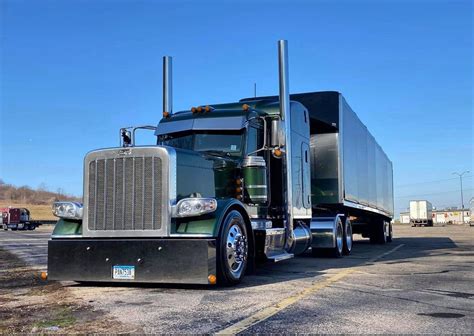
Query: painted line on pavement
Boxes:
[{"xmin": 216, "ymin": 243, "xmax": 404, "ymax": 335}]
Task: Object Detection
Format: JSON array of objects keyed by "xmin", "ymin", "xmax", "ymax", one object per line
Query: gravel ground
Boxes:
[{"xmin": 0, "ymin": 224, "xmax": 472, "ymax": 334}]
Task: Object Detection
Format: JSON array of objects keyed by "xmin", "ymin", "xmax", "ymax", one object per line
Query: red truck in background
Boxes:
[{"xmin": 1, "ymin": 207, "xmax": 41, "ymax": 231}]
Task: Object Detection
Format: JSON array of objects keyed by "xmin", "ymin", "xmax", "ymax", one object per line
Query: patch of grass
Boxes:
[{"xmin": 34, "ymin": 307, "xmax": 76, "ymax": 329}]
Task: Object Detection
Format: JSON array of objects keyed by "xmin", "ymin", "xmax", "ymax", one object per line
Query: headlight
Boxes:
[
  {"xmin": 52, "ymin": 202, "xmax": 83, "ymax": 220},
  {"xmin": 174, "ymin": 198, "xmax": 217, "ymax": 217}
]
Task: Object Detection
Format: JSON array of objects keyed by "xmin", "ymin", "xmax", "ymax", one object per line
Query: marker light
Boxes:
[
  {"xmin": 204, "ymin": 105, "xmax": 213, "ymax": 113},
  {"xmin": 173, "ymin": 198, "xmax": 217, "ymax": 217},
  {"xmin": 272, "ymin": 147, "xmax": 283, "ymax": 158},
  {"xmin": 191, "ymin": 107, "xmax": 197, "ymax": 113},
  {"xmin": 52, "ymin": 202, "xmax": 83, "ymax": 220},
  {"xmin": 197, "ymin": 106, "xmax": 203, "ymax": 113},
  {"xmin": 242, "ymin": 104, "xmax": 250, "ymax": 111},
  {"xmin": 163, "ymin": 111, "xmax": 170, "ymax": 118},
  {"xmin": 208, "ymin": 274, "xmax": 217, "ymax": 285}
]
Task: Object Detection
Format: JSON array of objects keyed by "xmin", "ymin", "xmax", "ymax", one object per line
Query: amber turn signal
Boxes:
[
  {"xmin": 208, "ymin": 274, "xmax": 217, "ymax": 285},
  {"xmin": 273, "ymin": 147, "xmax": 283, "ymax": 157},
  {"xmin": 40, "ymin": 271, "xmax": 48, "ymax": 281}
]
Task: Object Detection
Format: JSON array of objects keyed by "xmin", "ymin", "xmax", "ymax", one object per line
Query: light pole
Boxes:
[{"xmin": 453, "ymin": 171, "xmax": 470, "ymax": 224}]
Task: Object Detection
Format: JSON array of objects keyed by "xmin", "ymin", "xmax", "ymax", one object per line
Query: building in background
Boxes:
[{"xmin": 399, "ymin": 207, "xmax": 470, "ymax": 224}]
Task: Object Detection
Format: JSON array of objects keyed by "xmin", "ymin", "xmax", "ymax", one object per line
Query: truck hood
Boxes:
[{"xmin": 174, "ymin": 148, "xmax": 238, "ymax": 201}]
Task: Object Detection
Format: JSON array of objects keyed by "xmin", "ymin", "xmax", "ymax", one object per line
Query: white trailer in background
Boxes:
[{"xmin": 410, "ymin": 200, "xmax": 433, "ymax": 226}]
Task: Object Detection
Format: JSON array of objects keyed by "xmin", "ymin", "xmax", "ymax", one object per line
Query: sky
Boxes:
[{"xmin": 1, "ymin": 0, "xmax": 472, "ymax": 217}]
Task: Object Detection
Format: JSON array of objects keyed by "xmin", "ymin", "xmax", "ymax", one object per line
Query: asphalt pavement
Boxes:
[{"xmin": 1, "ymin": 224, "xmax": 473, "ymax": 334}]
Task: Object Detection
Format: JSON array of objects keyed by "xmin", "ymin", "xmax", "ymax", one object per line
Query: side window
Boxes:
[
  {"xmin": 301, "ymin": 142, "xmax": 311, "ymax": 208},
  {"xmin": 246, "ymin": 122, "xmax": 263, "ymax": 154}
]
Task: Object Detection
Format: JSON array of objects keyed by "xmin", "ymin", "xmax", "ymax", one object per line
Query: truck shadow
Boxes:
[
  {"xmin": 237, "ymin": 236, "xmax": 459, "ymax": 289},
  {"xmin": 67, "ymin": 235, "xmax": 460, "ymax": 291}
]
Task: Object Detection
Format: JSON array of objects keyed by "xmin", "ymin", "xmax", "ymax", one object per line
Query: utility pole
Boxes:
[{"xmin": 452, "ymin": 171, "xmax": 470, "ymax": 224}]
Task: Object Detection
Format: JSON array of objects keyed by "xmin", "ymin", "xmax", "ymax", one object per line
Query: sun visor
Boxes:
[{"xmin": 155, "ymin": 116, "xmax": 246, "ymax": 135}]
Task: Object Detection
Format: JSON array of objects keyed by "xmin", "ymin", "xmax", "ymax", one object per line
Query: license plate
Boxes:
[{"xmin": 112, "ymin": 265, "xmax": 135, "ymax": 280}]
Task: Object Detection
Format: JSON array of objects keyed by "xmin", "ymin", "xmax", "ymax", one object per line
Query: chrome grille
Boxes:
[{"xmin": 87, "ymin": 156, "xmax": 163, "ymax": 231}]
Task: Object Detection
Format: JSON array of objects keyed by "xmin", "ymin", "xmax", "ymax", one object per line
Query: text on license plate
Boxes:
[{"xmin": 113, "ymin": 265, "xmax": 135, "ymax": 280}]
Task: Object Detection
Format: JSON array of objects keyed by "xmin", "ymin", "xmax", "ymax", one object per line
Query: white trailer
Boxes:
[{"xmin": 409, "ymin": 200, "xmax": 433, "ymax": 226}]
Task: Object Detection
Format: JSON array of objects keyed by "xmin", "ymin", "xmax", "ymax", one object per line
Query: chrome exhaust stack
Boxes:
[
  {"xmin": 163, "ymin": 56, "xmax": 173, "ymax": 116},
  {"xmin": 277, "ymin": 40, "xmax": 295, "ymax": 252}
]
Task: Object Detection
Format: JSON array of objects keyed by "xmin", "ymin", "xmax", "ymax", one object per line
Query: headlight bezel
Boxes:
[
  {"xmin": 52, "ymin": 202, "xmax": 83, "ymax": 220},
  {"xmin": 172, "ymin": 198, "xmax": 217, "ymax": 218}
]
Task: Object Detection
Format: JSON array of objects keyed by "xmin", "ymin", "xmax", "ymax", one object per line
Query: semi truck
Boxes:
[
  {"xmin": 48, "ymin": 40, "xmax": 394, "ymax": 285},
  {"xmin": 409, "ymin": 200, "xmax": 433, "ymax": 227},
  {"xmin": 1, "ymin": 207, "xmax": 41, "ymax": 231}
]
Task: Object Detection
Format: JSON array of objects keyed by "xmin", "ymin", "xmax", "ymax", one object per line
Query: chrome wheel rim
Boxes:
[
  {"xmin": 226, "ymin": 223, "xmax": 248, "ymax": 277},
  {"xmin": 346, "ymin": 221, "xmax": 353, "ymax": 251}
]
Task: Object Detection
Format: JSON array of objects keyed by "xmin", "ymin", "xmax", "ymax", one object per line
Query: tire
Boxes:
[
  {"xmin": 343, "ymin": 218, "xmax": 353, "ymax": 255},
  {"xmin": 11, "ymin": 228, "xmax": 17, "ymax": 231},
  {"xmin": 386, "ymin": 222, "xmax": 393, "ymax": 243},
  {"xmin": 312, "ymin": 217, "xmax": 344, "ymax": 258},
  {"xmin": 217, "ymin": 210, "xmax": 249, "ymax": 285},
  {"xmin": 27, "ymin": 224, "xmax": 35, "ymax": 231},
  {"xmin": 370, "ymin": 220, "xmax": 387, "ymax": 244}
]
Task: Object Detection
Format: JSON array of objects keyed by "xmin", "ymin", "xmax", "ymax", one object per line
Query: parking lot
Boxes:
[{"xmin": 0, "ymin": 224, "xmax": 473, "ymax": 334}]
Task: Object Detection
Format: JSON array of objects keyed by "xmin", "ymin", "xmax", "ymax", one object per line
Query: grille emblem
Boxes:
[{"xmin": 118, "ymin": 148, "xmax": 132, "ymax": 156}]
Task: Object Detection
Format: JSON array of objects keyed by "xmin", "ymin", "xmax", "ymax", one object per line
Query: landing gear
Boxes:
[{"xmin": 217, "ymin": 210, "xmax": 249, "ymax": 285}]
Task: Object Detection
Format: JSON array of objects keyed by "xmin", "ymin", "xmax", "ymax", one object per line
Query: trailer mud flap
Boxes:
[{"xmin": 48, "ymin": 238, "xmax": 216, "ymax": 285}]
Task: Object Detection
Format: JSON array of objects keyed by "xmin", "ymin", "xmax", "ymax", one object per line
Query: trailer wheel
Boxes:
[
  {"xmin": 370, "ymin": 220, "xmax": 387, "ymax": 244},
  {"xmin": 27, "ymin": 224, "xmax": 35, "ymax": 231},
  {"xmin": 386, "ymin": 222, "xmax": 393, "ymax": 243},
  {"xmin": 217, "ymin": 210, "xmax": 248, "ymax": 285},
  {"xmin": 343, "ymin": 218, "xmax": 353, "ymax": 255}
]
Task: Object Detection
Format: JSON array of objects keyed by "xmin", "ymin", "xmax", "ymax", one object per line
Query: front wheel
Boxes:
[{"xmin": 217, "ymin": 210, "xmax": 249, "ymax": 285}]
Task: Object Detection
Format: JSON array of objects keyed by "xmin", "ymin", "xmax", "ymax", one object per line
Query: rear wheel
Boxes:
[
  {"xmin": 313, "ymin": 217, "xmax": 344, "ymax": 258},
  {"xmin": 217, "ymin": 210, "xmax": 249, "ymax": 285},
  {"xmin": 386, "ymin": 222, "xmax": 393, "ymax": 243},
  {"xmin": 343, "ymin": 218, "xmax": 353, "ymax": 255},
  {"xmin": 370, "ymin": 220, "xmax": 387, "ymax": 244}
]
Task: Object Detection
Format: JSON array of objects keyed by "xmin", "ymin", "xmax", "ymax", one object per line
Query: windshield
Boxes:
[{"xmin": 158, "ymin": 130, "xmax": 244, "ymax": 157}]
